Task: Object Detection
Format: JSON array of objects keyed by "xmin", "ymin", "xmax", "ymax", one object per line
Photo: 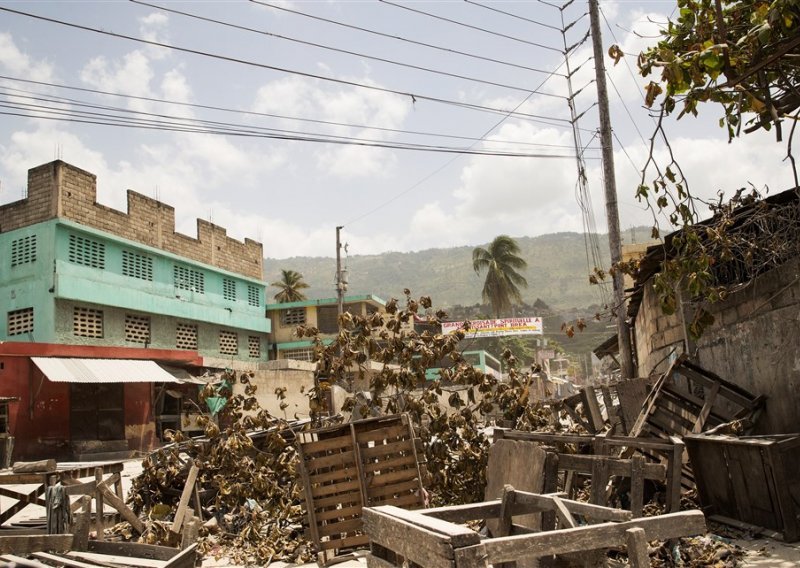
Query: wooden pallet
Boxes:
[
  {"xmin": 363, "ymin": 488, "xmax": 707, "ymax": 568},
  {"xmin": 297, "ymin": 414, "xmax": 426, "ymax": 565}
]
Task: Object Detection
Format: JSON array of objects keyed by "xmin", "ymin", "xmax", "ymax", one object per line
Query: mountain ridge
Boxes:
[{"xmin": 264, "ymin": 228, "xmax": 653, "ymax": 311}]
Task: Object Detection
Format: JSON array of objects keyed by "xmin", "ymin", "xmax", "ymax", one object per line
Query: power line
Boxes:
[
  {"xmin": 463, "ymin": 0, "xmax": 563, "ymax": 32},
  {"xmin": 0, "ymin": 5, "xmax": 576, "ymax": 127},
  {"xmin": 0, "ymin": 84, "xmax": 595, "ymax": 153},
  {"xmin": 131, "ymin": 0, "xmax": 565, "ymax": 98},
  {"xmin": 0, "ymin": 98, "xmax": 587, "ymax": 158},
  {"xmin": 344, "ymin": 53, "xmax": 573, "ymax": 226},
  {"xmin": 0, "ymin": 75, "xmax": 590, "ymax": 146},
  {"xmin": 379, "ymin": 0, "xmax": 564, "ymax": 53},
  {"xmin": 249, "ymin": 0, "xmax": 566, "ymax": 77}
]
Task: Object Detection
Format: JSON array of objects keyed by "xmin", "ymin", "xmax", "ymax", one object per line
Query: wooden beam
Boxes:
[
  {"xmin": 0, "ymin": 534, "xmax": 74, "ymax": 554},
  {"xmin": 170, "ymin": 465, "xmax": 199, "ymax": 534},
  {"xmin": 478, "ymin": 510, "xmax": 706, "ymax": 563},
  {"xmin": 625, "ymin": 527, "xmax": 650, "ymax": 567},
  {"xmin": 87, "ymin": 540, "xmax": 179, "ymax": 561}
]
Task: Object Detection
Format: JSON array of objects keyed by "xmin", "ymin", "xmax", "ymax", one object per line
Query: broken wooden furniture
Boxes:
[
  {"xmin": 297, "ymin": 414, "xmax": 426, "ymax": 566},
  {"xmin": 685, "ymin": 432, "xmax": 800, "ymax": 542},
  {"xmin": 0, "ymin": 461, "xmax": 124, "ymax": 532},
  {"xmin": 363, "ymin": 488, "xmax": 707, "ymax": 568},
  {"xmin": 494, "ymin": 429, "xmax": 684, "ymax": 515},
  {"xmin": 628, "ymin": 355, "xmax": 764, "ymax": 441}
]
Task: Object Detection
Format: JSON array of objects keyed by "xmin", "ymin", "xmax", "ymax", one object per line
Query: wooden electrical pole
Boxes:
[
  {"xmin": 588, "ymin": 0, "xmax": 635, "ymax": 378},
  {"xmin": 336, "ymin": 226, "xmax": 344, "ymax": 317}
]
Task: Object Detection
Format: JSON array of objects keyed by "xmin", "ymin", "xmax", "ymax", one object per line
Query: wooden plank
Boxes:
[
  {"xmin": 513, "ymin": 492, "xmax": 632, "ymax": 522},
  {"xmin": 362, "ymin": 508, "xmax": 460, "ymax": 568},
  {"xmin": 71, "ymin": 502, "xmax": 90, "ymax": 552},
  {"xmin": 95, "ymin": 482, "xmax": 144, "ymax": 534},
  {"xmin": 666, "ymin": 437, "xmax": 684, "ymax": 513},
  {"xmin": 12, "ymin": 460, "xmax": 57, "ymax": 474},
  {"xmin": 170, "ymin": 465, "xmax": 199, "ymax": 534},
  {"xmin": 315, "ymin": 505, "xmax": 362, "ymax": 522},
  {"xmin": 312, "ymin": 490, "xmax": 362, "ymax": 510},
  {"xmin": 630, "ymin": 456, "xmax": 645, "ymax": 518},
  {"xmin": 693, "ymin": 382, "xmax": 720, "ymax": 433},
  {"xmin": 87, "ymin": 541, "xmax": 178, "ymax": 561},
  {"xmin": 421, "ymin": 501, "xmax": 501, "ymax": 524},
  {"xmin": 590, "ymin": 457, "xmax": 609, "ymax": 506},
  {"xmin": 550, "ymin": 497, "xmax": 576, "ymax": 529},
  {"xmin": 0, "ymin": 554, "xmax": 52, "ymax": 568},
  {"xmin": 0, "ymin": 534, "xmax": 74, "ymax": 554},
  {"xmin": 308, "ymin": 464, "xmax": 361, "ymax": 485},
  {"xmin": 479, "ymin": 510, "xmax": 706, "ymax": 563},
  {"xmin": 555, "ymin": 454, "xmax": 666, "ymax": 481},
  {"xmin": 360, "ymin": 440, "xmax": 415, "ymax": 460},
  {"xmin": 371, "ymin": 505, "xmax": 480, "ymax": 547},
  {"xmin": 34, "ymin": 551, "xmax": 104, "ymax": 568},
  {"xmin": 62, "ymin": 480, "xmax": 96, "ymax": 496},
  {"xmin": 0, "ymin": 486, "xmax": 47, "ymax": 507},
  {"xmin": 539, "ymin": 451, "xmax": 558, "ymax": 534},
  {"xmin": 367, "ymin": 479, "xmax": 420, "ymax": 499},
  {"xmin": 311, "ymin": 479, "xmax": 362, "ymax": 499},
  {"xmin": 367, "ymin": 552, "xmax": 398, "ymax": 568},
  {"xmin": 304, "ymin": 450, "xmax": 357, "ymax": 471},
  {"xmin": 362, "ymin": 454, "xmax": 417, "ymax": 474},
  {"xmin": 317, "ymin": 518, "xmax": 363, "ymax": 538},
  {"xmin": 625, "ymin": 527, "xmax": 649, "ymax": 568},
  {"xmin": 318, "ymin": 533, "xmax": 370, "ymax": 552},
  {"xmin": 94, "ymin": 468, "xmax": 104, "ymax": 542},
  {"xmin": 581, "ymin": 386, "xmax": 605, "ymax": 433},
  {"xmin": 0, "ymin": 474, "xmax": 48, "ymax": 485},
  {"xmin": 365, "ymin": 468, "xmax": 419, "ymax": 488},
  {"xmin": 67, "ymin": 550, "xmax": 166, "ymax": 567},
  {"xmin": 356, "ymin": 425, "xmax": 410, "ymax": 444},
  {"xmin": 496, "ymin": 486, "xmax": 514, "ymax": 537},
  {"xmin": 300, "ymin": 434, "xmax": 353, "ymax": 455}
]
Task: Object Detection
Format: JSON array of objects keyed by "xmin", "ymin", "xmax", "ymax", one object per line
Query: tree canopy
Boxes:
[
  {"xmin": 472, "ymin": 235, "xmax": 529, "ymax": 318},
  {"xmin": 270, "ymin": 269, "xmax": 310, "ymax": 303},
  {"xmin": 639, "ymin": 0, "xmax": 800, "ymax": 146}
]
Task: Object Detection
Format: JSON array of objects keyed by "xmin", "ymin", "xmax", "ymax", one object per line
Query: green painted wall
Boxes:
[
  {"xmin": 1, "ymin": 219, "xmax": 271, "ymax": 361},
  {"xmin": 0, "ymin": 222, "xmax": 58, "ymax": 342}
]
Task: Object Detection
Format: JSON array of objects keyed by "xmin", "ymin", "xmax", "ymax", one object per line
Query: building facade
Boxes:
[{"xmin": 0, "ymin": 161, "xmax": 270, "ymax": 459}]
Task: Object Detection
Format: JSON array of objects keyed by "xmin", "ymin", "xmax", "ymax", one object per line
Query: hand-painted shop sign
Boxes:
[{"xmin": 442, "ymin": 317, "xmax": 543, "ymax": 337}]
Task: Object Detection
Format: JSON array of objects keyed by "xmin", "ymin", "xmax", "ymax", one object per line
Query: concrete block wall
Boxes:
[
  {"xmin": 634, "ymin": 257, "xmax": 800, "ymax": 433},
  {"xmin": 0, "ymin": 161, "xmax": 263, "ymax": 280}
]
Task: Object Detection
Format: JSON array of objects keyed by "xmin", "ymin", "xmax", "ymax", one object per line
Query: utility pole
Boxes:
[
  {"xmin": 335, "ymin": 226, "xmax": 344, "ymax": 317},
  {"xmin": 588, "ymin": 0, "xmax": 635, "ymax": 379}
]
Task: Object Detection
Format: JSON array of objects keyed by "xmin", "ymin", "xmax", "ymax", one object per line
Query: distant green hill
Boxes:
[{"xmin": 264, "ymin": 228, "xmax": 652, "ymax": 312}]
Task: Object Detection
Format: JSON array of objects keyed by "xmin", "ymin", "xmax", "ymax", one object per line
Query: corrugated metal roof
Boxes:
[{"xmin": 31, "ymin": 357, "xmax": 181, "ymax": 384}]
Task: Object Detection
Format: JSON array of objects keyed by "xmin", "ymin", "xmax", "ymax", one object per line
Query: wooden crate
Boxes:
[
  {"xmin": 685, "ymin": 433, "xmax": 800, "ymax": 542},
  {"xmin": 364, "ymin": 488, "xmax": 707, "ymax": 568},
  {"xmin": 494, "ymin": 429, "xmax": 684, "ymax": 514},
  {"xmin": 297, "ymin": 414, "xmax": 426, "ymax": 564}
]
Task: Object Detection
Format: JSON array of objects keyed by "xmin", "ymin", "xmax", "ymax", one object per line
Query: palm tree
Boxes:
[
  {"xmin": 472, "ymin": 235, "xmax": 528, "ymax": 318},
  {"xmin": 271, "ymin": 269, "xmax": 310, "ymax": 303}
]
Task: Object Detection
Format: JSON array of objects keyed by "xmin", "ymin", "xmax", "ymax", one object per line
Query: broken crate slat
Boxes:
[
  {"xmin": 479, "ymin": 510, "xmax": 707, "ymax": 564},
  {"xmin": 0, "ymin": 535, "xmax": 74, "ymax": 554}
]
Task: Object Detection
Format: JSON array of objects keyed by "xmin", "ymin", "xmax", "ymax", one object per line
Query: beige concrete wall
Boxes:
[
  {"xmin": 634, "ymin": 257, "xmax": 800, "ymax": 434},
  {"xmin": 0, "ymin": 161, "xmax": 263, "ymax": 280}
]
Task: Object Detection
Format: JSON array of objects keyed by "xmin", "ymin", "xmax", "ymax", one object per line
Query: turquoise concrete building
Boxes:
[{"xmin": 1, "ymin": 219, "xmax": 269, "ymax": 359}]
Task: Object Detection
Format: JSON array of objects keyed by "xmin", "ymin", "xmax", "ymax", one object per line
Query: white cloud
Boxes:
[
  {"xmin": 80, "ymin": 50, "xmax": 155, "ymax": 111},
  {"xmin": 138, "ymin": 12, "xmax": 171, "ymax": 61},
  {"xmin": 0, "ymin": 33, "xmax": 54, "ymax": 82},
  {"xmin": 252, "ymin": 75, "xmax": 410, "ymax": 178}
]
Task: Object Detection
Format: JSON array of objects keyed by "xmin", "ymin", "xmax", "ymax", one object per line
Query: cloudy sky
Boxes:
[{"xmin": 0, "ymin": 0, "xmax": 793, "ymax": 259}]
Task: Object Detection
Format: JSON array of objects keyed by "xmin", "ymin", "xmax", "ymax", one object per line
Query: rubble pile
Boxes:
[{"xmin": 128, "ymin": 374, "xmax": 314, "ymax": 565}]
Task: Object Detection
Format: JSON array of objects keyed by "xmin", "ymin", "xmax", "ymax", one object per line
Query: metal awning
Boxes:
[{"xmin": 31, "ymin": 357, "xmax": 181, "ymax": 384}]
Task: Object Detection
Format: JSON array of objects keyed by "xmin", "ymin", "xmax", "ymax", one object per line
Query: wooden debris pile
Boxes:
[{"xmin": 128, "ymin": 372, "xmax": 316, "ymax": 566}]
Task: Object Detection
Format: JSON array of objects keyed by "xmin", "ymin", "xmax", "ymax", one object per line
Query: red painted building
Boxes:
[{"xmin": 0, "ymin": 343, "xmax": 202, "ymax": 461}]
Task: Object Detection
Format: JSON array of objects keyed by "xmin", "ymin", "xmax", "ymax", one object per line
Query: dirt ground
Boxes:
[{"xmin": 2, "ymin": 457, "xmax": 798, "ymax": 567}]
